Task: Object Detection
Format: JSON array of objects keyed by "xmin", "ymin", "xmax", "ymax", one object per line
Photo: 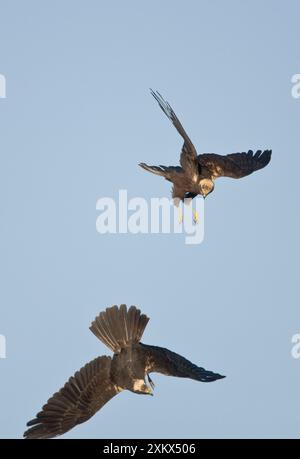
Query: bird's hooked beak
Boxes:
[
  {"xmin": 199, "ymin": 187, "xmax": 206, "ymax": 199},
  {"xmin": 145, "ymin": 386, "xmax": 153, "ymax": 396}
]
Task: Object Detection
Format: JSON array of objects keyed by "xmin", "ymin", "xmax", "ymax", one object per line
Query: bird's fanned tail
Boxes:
[{"xmin": 90, "ymin": 304, "xmax": 150, "ymax": 353}]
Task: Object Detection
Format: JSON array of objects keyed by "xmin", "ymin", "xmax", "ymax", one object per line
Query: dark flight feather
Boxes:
[
  {"xmin": 150, "ymin": 90, "xmax": 198, "ymax": 175},
  {"xmin": 141, "ymin": 344, "xmax": 225, "ymax": 382},
  {"xmin": 139, "ymin": 163, "xmax": 182, "ymax": 181},
  {"xmin": 199, "ymin": 149, "xmax": 272, "ymax": 179},
  {"xmin": 24, "ymin": 356, "xmax": 120, "ymax": 439}
]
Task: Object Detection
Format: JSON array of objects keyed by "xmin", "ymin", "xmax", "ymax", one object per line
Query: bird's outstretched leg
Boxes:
[
  {"xmin": 147, "ymin": 374, "xmax": 155, "ymax": 391},
  {"xmin": 178, "ymin": 207, "xmax": 183, "ymax": 224},
  {"xmin": 173, "ymin": 196, "xmax": 183, "ymax": 223}
]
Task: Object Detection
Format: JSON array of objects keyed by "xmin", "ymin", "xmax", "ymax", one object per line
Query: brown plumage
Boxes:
[
  {"xmin": 24, "ymin": 305, "xmax": 225, "ymax": 439},
  {"xmin": 140, "ymin": 90, "xmax": 272, "ymax": 200}
]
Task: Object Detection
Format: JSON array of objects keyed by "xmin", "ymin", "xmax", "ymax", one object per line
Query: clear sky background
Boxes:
[{"xmin": 0, "ymin": 0, "xmax": 299, "ymax": 439}]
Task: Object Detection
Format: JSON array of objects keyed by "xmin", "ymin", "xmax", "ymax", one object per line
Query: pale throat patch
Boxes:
[
  {"xmin": 133, "ymin": 379, "xmax": 146, "ymax": 391},
  {"xmin": 200, "ymin": 178, "xmax": 213, "ymax": 186}
]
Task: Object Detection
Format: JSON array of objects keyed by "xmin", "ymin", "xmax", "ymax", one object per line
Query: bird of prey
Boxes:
[
  {"xmin": 24, "ymin": 304, "xmax": 225, "ymax": 439},
  {"xmin": 140, "ymin": 90, "xmax": 272, "ymax": 205}
]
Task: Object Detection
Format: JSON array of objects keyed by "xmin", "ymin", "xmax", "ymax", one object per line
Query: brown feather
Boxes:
[{"xmin": 24, "ymin": 356, "xmax": 120, "ymax": 439}]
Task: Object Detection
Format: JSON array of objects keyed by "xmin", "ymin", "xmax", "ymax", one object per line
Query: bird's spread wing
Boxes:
[
  {"xmin": 141, "ymin": 344, "xmax": 225, "ymax": 383},
  {"xmin": 150, "ymin": 90, "xmax": 198, "ymax": 175},
  {"xmin": 24, "ymin": 356, "xmax": 121, "ymax": 439},
  {"xmin": 199, "ymin": 149, "xmax": 272, "ymax": 179}
]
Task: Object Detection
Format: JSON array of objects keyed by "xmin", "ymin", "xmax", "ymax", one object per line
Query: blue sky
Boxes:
[{"xmin": 0, "ymin": 0, "xmax": 299, "ymax": 438}]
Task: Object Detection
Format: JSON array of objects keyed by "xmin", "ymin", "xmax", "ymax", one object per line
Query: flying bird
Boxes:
[
  {"xmin": 24, "ymin": 304, "xmax": 225, "ymax": 439},
  {"xmin": 140, "ymin": 90, "xmax": 272, "ymax": 207}
]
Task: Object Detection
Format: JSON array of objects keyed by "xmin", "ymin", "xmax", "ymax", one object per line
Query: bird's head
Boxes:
[
  {"xmin": 199, "ymin": 178, "xmax": 214, "ymax": 199},
  {"xmin": 132, "ymin": 379, "xmax": 153, "ymax": 396}
]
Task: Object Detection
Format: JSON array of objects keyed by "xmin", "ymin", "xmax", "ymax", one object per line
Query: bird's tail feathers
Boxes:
[
  {"xmin": 139, "ymin": 162, "xmax": 170, "ymax": 178},
  {"xmin": 90, "ymin": 305, "xmax": 149, "ymax": 353}
]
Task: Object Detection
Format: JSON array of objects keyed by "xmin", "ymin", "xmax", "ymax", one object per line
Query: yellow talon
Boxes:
[
  {"xmin": 178, "ymin": 208, "xmax": 183, "ymax": 223},
  {"xmin": 193, "ymin": 210, "xmax": 199, "ymax": 224}
]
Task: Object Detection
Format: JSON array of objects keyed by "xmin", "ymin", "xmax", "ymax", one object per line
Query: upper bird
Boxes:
[
  {"xmin": 24, "ymin": 304, "xmax": 225, "ymax": 439},
  {"xmin": 140, "ymin": 90, "xmax": 272, "ymax": 201}
]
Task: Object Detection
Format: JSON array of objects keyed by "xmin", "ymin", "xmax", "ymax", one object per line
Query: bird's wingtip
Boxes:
[{"xmin": 214, "ymin": 373, "xmax": 226, "ymax": 381}]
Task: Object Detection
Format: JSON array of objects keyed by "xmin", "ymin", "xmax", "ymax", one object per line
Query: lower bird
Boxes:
[
  {"xmin": 140, "ymin": 91, "xmax": 272, "ymax": 210},
  {"xmin": 24, "ymin": 304, "xmax": 225, "ymax": 439}
]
